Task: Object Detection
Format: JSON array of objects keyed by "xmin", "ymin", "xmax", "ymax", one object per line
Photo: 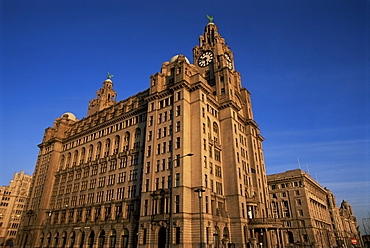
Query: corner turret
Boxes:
[{"xmin": 87, "ymin": 78, "xmax": 117, "ymax": 116}]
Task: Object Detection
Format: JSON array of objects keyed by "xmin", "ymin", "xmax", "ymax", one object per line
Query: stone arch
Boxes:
[
  {"xmin": 113, "ymin": 135, "xmax": 120, "ymax": 154},
  {"xmin": 121, "ymin": 228, "xmax": 129, "ymax": 248},
  {"xmin": 222, "ymin": 227, "xmax": 230, "ymax": 244},
  {"xmin": 213, "ymin": 226, "xmax": 220, "ymax": 248},
  {"xmin": 109, "ymin": 229, "xmax": 117, "ymax": 248},
  {"xmin": 68, "ymin": 231, "xmax": 76, "ymax": 248},
  {"xmin": 59, "ymin": 155, "xmax": 65, "ymax": 170},
  {"xmin": 213, "ymin": 122, "xmax": 220, "ymax": 143},
  {"xmin": 98, "ymin": 229, "xmax": 106, "ymax": 248},
  {"xmin": 77, "ymin": 231, "xmax": 85, "ymax": 248},
  {"xmin": 87, "ymin": 145, "xmax": 94, "ymax": 161},
  {"xmin": 80, "ymin": 147, "xmax": 86, "ymax": 164},
  {"xmin": 134, "ymin": 128, "xmax": 141, "ymax": 139},
  {"xmin": 123, "ymin": 131, "xmax": 131, "ymax": 151},
  {"xmin": 53, "ymin": 232, "xmax": 59, "ymax": 247},
  {"xmin": 5, "ymin": 239, "xmax": 14, "ymax": 248},
  {"xmin": 96, "ymin": 142, "xmax": 102, "ymax": 159},
  {"xmin": 72, "ymin": 150, "xmax": 79, "ymax": 166},
  {"xmin": 66, "ymin": 153, "xmax": 71, "ymax": 168},
  {"xmin": 104, "ymin": 138, "xmax": 111, "ymax": 157},
  {"xmin": 88, "ymin": 230, "xmax": 95, "ymax": 248},
  {"xmin": 38, "ymin": 231, "xmax": 45, "ymax": 247},
  {"xmin": 61, "ymin": 231, "xmax": 67, "ymax": 248}
]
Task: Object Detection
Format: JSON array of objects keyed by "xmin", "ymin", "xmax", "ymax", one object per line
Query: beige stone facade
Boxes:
[
  {"xmin": 18, "ymin": 22, "xmax": 285, "ymax": 248},
  {"xmin": 267, "ymin": 169, "xmax": 362, "ymax": 248},
  {"xmin": 0, "ymin": 171, "xmax": 32, "ymax": 247},
  {"xmin": 326, "ymin": 191, "xmax": 363, "ymax": 248}
]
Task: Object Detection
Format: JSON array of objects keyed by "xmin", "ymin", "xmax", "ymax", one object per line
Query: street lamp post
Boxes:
[
  {"xmin": 169, "ymin": 153, "xmax": 194, "ymax": 248},
  {"xmin": 194, "ymin": 188, "xmax": 206, "ymax": 248}
]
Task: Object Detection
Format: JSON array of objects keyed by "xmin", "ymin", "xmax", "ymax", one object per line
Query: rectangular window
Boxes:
[
  {"xmin": 216, "ymin": 182, "xmax": 223, "ymax": 194},
  {"xmin": 176, "ymin": 121, "xmax": 181, "ymax": 132},
  {"xmin": 175, "ymin": 173, "xmax": 180, "ymax": 187},
  {"xmin": 155, "ymin": 178, "xmax": 159, "ymax": 190},
  {"xmin": 175, "ymin": 195, "xmax": 180, "ymax": 213},
  {"xmin": 147, "ymin": 146, "xmax": 152, "ymax": 157},
  {"xmin": 116, "ymin": 187, "xmax": 125, "ymax": 200},
  {"xmin": 215, "ymin": 165, "xmax": 222, "ymax": 178},
  {"xmin": 146, "ymin": 162, "xmax": 151, "ymax": 173},
  {"xmin": 163, "ymin": 142, "xmax": 166, "ymax": 153}
]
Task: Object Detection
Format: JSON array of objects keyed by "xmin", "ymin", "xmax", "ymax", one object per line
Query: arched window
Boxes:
[
  {"xmin": 80, "ymin": 148, "xmax": 86, "ymax": 164},
  {"xmin": 79, "ymin": 231, "xmax": 85, "ymax": 248},
  {"xmin": 223, "ymin": 227, "xmax": 230, "ymax": 243},
  {"xmin": 287, "ymin": 231, "xmax": 294, "ymax": 244},
  {"xmin": 59, "ymin": 156, "xmax": 65, "ymax": 170},
  {"xmin": 121, "ymin": 229, "xmax": 129, "ymax": 248},
  {"xmin": 96, "ymin": 142, "xmax": 102, "ymax": 159},
  {"xmin": 61, "ymin": 231, "xmax": 67, "ymax": 248},
  {"xmin": 73, "ymin": 150, "xmax": 78, "ymax": 166},
  {"xmin": 123, "ymin": 132, "xmax": 130, "ymax": 151},
  {"xmin": 213, "ymin": 226, "xmax": 220, "ymax": 248},
  {"xmin": 98, "ymin": 230, "xmax": 105, "ymax": 248},
  {"xmin": 104, "ymin": 139, "xmax": 111, "ymax": 157},
  {"xmin": 69, "ymin": 231, "xmax": 76, "ymax": 248},
  {"xmin": 88, "ymin": 145, "xmax": 93, "ymax": 161},
  {"xmin": 213, "ymin": 122, "xmax": 220, "ymax": 144},
  {"xmin": 109, "ymin": 230, "xmax": 116, "ymax": 248},
  {"xmin": 66, "ymin": 153, "xmax": 71, "ymax": 168},
  {"xmin": 39, "ymin": 232, "xmax": 44, "ymax": 248},
  {"xmin": 113, "ymin": 136, "xmax": 120, "ymax": 154},
  {"xmin": 134, "ymin": 128, "xmax": 141, "ymax": 138},
  {"xmin": 213, "ymin": 122, "xmax": 219, "ymax": 134},
  {"xmin": 53, "ymin": 232, "xmax": 59, "ymax": 247},
  {"xmin": 88, "ymin": 231, "xmax": 94, "ymax": 248}
]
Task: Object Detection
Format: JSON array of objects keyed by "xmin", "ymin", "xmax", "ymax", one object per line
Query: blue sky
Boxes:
[{"xmin": 1, "ymin": 0, "xmax": 369, "ymax": 232}]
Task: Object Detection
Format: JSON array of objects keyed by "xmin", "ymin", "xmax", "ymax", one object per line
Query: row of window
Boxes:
[
  {"xmin": 52, "ymin": 186, "xmax": 137, "ymax": 209},
  {"xmin": 64, "ymin": 114, "xmax": 146, "ymax": 151},
  {"xmin": 60, "ymin": 130, "xmax": 142, "ymax": 169},
  {"xmin": 55, "ymin": 171, "xmax": 139, "ymax": 196},
  {"xmin": 148, "ymin": 105, "xmax": 181, "ymax": 127},
  {"xmin": 56, "ymin": 156, "xmax": 138, "ymax": 184},
  {"xmin": 270, "ymin": 190, "xmax": 301, "ymax": 199},
  {"xmin": 270, "ymin": 181, "xmax": 303, "ymax": 190}
]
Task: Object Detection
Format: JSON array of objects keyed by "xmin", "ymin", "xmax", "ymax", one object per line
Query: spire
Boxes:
[{"xmin": 87, "ymin": 76, "xmax": 117, "ymax": 116}]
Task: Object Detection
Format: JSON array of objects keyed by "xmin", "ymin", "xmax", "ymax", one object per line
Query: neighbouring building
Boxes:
[
  {"xmin": 0, "ymin": 171, "xmax": 32, "ymax": 247},
  {"xmin": 267, "ymin": 169, "xmax": 362, "ymax": 248}
]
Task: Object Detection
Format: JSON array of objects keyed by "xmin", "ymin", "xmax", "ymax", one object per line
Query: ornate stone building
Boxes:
[
  {"xmin": 0, "ymin": 171, "xmax": 32, "ymax": 247},
  {"xmin": 326, "ymin": 191, "xmax": 363, "ymax": 248},
  {"xmin": 17, "ymin": 20, "xmax": 284, "ymax": 248},
  {"xmin": 267, "ymin": 169, "xmax": 362, "ymax": 248}
]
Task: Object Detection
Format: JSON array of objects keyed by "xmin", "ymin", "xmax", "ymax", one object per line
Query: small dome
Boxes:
[
  {"xmin": 62, "ymin": 112, "xmax": 77, "ymax": 121},
  {"xmin": 170, "ymin": 55, "xmax": 190, "ymax": 64}
]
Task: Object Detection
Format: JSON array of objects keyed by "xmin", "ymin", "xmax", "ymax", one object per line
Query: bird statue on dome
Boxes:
[
  {"xmin": 206, "ymin": 15, "xmax": 214, "ymax": 23},
  {"xmin": 107, "ymin": 72, "xmax": 114, "ymax": 79}
]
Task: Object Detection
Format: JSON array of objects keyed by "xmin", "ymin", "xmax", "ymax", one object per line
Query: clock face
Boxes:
[
  {"xmin": 198, "ymin": 51, "xmax": 214, "ymax": 67},
  {"xmin": 224, "ymin": 53, "xmax": 233, "ymax": 70}
]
